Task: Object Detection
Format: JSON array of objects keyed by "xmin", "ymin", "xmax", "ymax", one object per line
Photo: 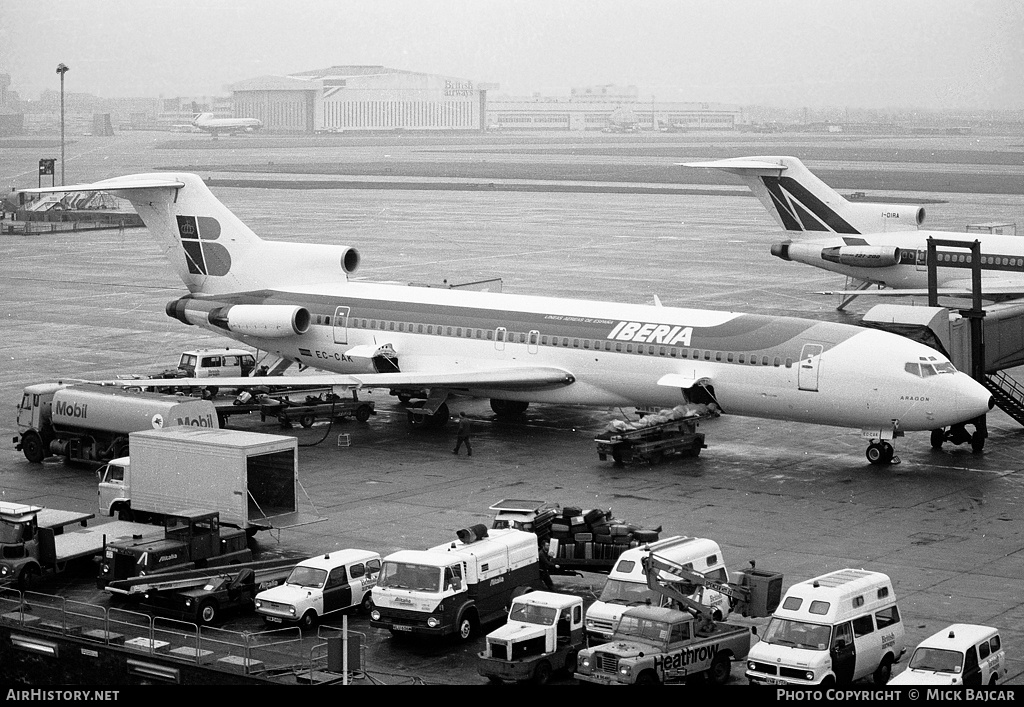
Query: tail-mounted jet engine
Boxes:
[
  {"xmin": 821, "ymin": 245, "xmax": 902, "ymax": 268},
  {"xmin": 166, "ymin": 298, "xmax": 310, "ymax": 338}
]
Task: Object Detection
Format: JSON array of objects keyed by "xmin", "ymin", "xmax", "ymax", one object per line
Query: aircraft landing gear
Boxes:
[
  {"xmin": 930, "ymin": 416, "xmax": 987, "ymax": 454},
  {"xmin": 865, "ymin": 440, "xmax": 898, "ymax": 466}
]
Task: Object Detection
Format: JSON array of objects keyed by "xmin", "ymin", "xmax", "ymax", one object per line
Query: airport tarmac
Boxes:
[{"xmin": 1, "ymin": 131, "xmax": 1023, "ymax": 686}]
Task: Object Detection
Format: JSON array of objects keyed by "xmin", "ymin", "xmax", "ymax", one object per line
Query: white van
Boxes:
[
  {"xmin": 746, "ymin": 569, "xmax": 906, "ymax": 686},
  {"xmin": 178, "ymin": 348, "xmax": 256, "ymax": 379},
  {"xmin": 584, "ymin": 535, "xmax": 730, "ymax": 642},
  {"xmin": 889, "ymin": 624, "xmax": 1006, "ymax": 686},
  {"xmin": 255, "ymin": 549, "xmax": 381, "ymax": 629}
]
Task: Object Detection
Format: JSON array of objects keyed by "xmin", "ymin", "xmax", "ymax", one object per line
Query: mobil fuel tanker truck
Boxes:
[{"xmin": 14, "ymin": 382, "xmax": 218, "ymax": 465}]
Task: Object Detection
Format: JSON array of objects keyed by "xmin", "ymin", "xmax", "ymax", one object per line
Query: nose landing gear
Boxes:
[{"xmin": 865, "ymin": 440, "xmax": 899, "ymax": 466}]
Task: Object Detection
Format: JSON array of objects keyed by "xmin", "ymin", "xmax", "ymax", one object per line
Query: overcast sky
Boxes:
[{"xmin": 2, "ymin": 0, "xmax": 1023, "ymax": 110}]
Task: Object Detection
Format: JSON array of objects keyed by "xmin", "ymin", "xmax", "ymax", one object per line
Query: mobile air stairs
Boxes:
[{"xmin": 983, "ymin": 371, "xmax": 1024, "ymax": 426}]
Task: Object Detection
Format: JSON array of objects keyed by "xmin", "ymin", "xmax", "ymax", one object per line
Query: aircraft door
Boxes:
[
  {"xmin": 495, "ymin": 327, "xmax": 507, "ymax": 352},
  {"xmin": 528, "ymin": 330, "xmax": 539, "ymax": 354},
  {"xmin": 333, "ymin": 306, "xmax": 350, "ymax": 345},
  {"xmin": 798, "ymin": 344, "xmax": 824, "ymax": 392},
  {"xmin": 915, "ymin": 249, "xmax": 928, "ymax": 272}
]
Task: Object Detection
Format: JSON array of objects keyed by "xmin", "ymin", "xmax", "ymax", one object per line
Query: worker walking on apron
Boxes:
[{"xmin": 453, "ymin": 411, "xmax": 473, "ymax": 456}]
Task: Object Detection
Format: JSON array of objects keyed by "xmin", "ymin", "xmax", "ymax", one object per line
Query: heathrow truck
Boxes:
[
  {"xmin": 370, "ymin": 525, "xmax": 545, "ymax": 642},
  {"xmin": 14, "ymin": 382, "xmax": 218, "ymax": 464},
  {"xmin": 96, "ymin": 427, "xmax": 301, "ymax": 533}
]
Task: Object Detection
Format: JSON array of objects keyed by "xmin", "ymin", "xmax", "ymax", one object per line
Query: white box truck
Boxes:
[
  {"xmin": 96, "ymin": 427, "xmax": 301, "ymax": 533},
  {"xmin": 370, "ymin": 525, "xmax": 545, "ymax": 642}
]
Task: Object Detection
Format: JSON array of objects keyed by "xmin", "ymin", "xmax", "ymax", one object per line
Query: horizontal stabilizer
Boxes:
[
  {"xmin": 21, "ymin": 176, "xmax": 186, "ymax": 195},
  {"xmin": 680, "ymin": 158, "xmax": 788, "ymax": 173}
]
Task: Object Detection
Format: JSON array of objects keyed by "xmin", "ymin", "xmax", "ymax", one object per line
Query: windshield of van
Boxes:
[
  {"xmin": 286, "ymin": 566, "xmax": 328, "ymax": 589},
  {"xmin": 377, "ymin": 561, "xmax": 441, "ymax": 593},
  {"xmin": 908, "ymin": 647, "xmax": 964, "ymax": 673},
  {"xmin": 599, "ymin": 579, "xmax": 660, "ymax": 606},
  {"xmin": 761, "ymin": 617, "xmax": 832, "ymax": 650}
]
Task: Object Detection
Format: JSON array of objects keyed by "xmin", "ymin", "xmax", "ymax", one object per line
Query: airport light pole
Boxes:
[{"xmin": 56, "ymin": 63, "xmax": 69, "ymax": 185}]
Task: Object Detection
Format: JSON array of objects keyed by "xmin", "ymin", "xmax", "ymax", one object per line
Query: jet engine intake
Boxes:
[
  {"xmin": 847, "ymin": 202, "xmax": 925, "ymax": 232},
  {"xmin": 207, "ymin": 304, "xmax": 311, "ymax": 338},
  {"xmin": 821, "ymin": 245, "xmax": 902, "ymax": 268}
]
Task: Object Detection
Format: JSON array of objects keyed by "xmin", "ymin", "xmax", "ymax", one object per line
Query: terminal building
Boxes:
[{"xmin": 229, "ymin": 67, "xmax": 742, "ymax": 134}]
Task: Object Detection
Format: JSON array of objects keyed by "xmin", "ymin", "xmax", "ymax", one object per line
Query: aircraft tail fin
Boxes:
[
  {"xmin": 684, "ymin": 156, "xmax": 924, "ymax": 234},
  {"xmin": 22, "ymin": 174, "xmax": 359, "ymax": 296}
]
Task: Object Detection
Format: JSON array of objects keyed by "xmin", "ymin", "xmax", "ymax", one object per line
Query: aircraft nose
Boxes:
[{"xmin": 955, "ymin": 374, "xmax": 994, "ymax": 421}]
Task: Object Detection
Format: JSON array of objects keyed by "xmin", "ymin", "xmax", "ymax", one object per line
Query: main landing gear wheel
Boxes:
[
  {"xmin": 865, "ymin": 441, "xmax": 897, "ymax": 466},
  {"xmin": 490, "ymin": 399, "xmax": 529, "ymax": 418},
  {"xmin": 931, "ymin": 428, "xmax": 945, "ymax": 450}
]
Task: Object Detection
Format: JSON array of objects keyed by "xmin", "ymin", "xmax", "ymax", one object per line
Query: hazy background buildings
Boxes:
[{"xmin": 2, "ymin": 0, "xmax": 1023, "ymax": 135}]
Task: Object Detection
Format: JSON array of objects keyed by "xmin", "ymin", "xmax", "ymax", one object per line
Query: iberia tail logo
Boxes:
[{"xmin": 176, "ymin": 215, "xmax": 231, "ymax": 276}]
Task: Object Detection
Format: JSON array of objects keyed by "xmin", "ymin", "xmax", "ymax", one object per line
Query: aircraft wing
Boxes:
[
  {"xmin": 819, "ymin": 279, "xmax": 1024, "ymax": 300},
  {"xmin": 98, "ymin": 366, "xmax": 577, "ymax": 393}
]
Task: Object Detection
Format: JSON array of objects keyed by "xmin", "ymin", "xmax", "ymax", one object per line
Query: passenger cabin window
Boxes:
[
  {"xmin": 979, "ymin": 640, "xmax": 991, "ymax": 659},
  {"xmin": 782, "ymin": 596, "xmax": 803, "ymax": 611},
  {"xmin": 350, "ymin": 563, "xmax": 365, "ymax": 579}
]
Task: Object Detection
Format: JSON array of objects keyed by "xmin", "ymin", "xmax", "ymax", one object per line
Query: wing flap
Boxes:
[{"xmin": 96, "ymin": 366, "xmax": 576, "ymax": 393}]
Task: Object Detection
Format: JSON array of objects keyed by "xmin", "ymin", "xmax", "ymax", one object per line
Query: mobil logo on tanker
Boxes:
[
  {"xmin": 175, "ymin": 413, "xmax": 216, "ymax": 428},
  {"xmin": 53, "ymin": 400, "xmax": 88, "ymax": 419}
]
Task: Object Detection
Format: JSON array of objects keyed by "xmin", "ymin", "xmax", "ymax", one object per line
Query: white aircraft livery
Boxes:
[
  {"xmin": 191, "ymin": 113, "xmax": 263, "ymax": 137},
  {"xmin": 685, "ymin": 156, "xmax": 1024, "ymax": 305},
  {"xmin": 25, "ymin": 174, "xmax": 993, "ymax": 465}
]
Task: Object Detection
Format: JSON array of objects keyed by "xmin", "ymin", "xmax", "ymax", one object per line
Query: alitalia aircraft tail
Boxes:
[
  {"xmin": 24, "ymin": 174, "xmax": 359, "ymax": 296},
  {"xmin": 685, "ymin": 156, "xmax": 925, "ymax": 235}
]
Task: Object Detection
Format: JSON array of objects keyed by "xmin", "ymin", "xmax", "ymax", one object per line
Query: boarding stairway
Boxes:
[{"xmin": 984, "ymin": 371, "xmax": 1024, "ymax": 427}]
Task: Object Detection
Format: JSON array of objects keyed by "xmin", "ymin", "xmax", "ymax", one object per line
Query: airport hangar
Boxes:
[{"xmin": 227, "ymin": 65, "xmax": 743, "ymax": 134}]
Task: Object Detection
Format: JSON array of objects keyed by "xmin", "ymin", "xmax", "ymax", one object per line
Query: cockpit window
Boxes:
[{"xmin": 906, "ymin": 358, "xmax": 957, "ymax": 378}]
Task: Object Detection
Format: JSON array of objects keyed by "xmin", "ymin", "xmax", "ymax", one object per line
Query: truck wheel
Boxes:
[
  {"xmin": 690, "ymin": 438, "xmax": 703, "ymax": 456},
  {"xmin": 355, "ymin": 405, "xmax": 372, "ymax": 422},
  {"xmin": 277, "ymin": 414, "xmax": 291, "ymax": 428},
  {"xmin": 456, "ymin": 614, "xmax": 477, "ymax": 641},
  {"xmin": 198, "ymin": 600, "xmax": 218, "ymax": 626},
  {"xmin": 709, "ymin": 653, "xmax": 731, "ymax": 685},
  {"xmin": 20, "ymin": 432, "xmax": 45, "ymax": 464},
  {"xmin": 532, "ymin": 660, "xmax": 552, "ymax": 686},
  {"xmin": 18, "ymin": 565, "xmax": 39, "ymax": 591},
  {"xmin": 360, "ymin": 592, "xmax": 374, "ymax": 614},
  {"xmin": 299, "ymin": 413, "xmax": 316, "ymax": 428},
  {"xmin": 635, "ymin": 670, "xmax": 660, "ymax": 685},
  {"xmin": 564, "ymin": 650, "xmax": 579, "ymax": 675}
]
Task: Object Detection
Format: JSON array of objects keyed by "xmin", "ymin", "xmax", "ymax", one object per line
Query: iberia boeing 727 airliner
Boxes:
[{"xmin": 25, "ymin": 174, "xmax": 993, "ymax": 465}]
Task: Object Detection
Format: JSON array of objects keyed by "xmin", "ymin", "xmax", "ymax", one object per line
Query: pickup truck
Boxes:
[{"xmin": 575, "ymin": 605, "xmax": 753, "ymax": 685}]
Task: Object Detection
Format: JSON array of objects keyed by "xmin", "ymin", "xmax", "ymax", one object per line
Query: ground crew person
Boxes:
[{"xmin": 453, "ymin": 411, "xmax": 473, "ymax": 456}]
